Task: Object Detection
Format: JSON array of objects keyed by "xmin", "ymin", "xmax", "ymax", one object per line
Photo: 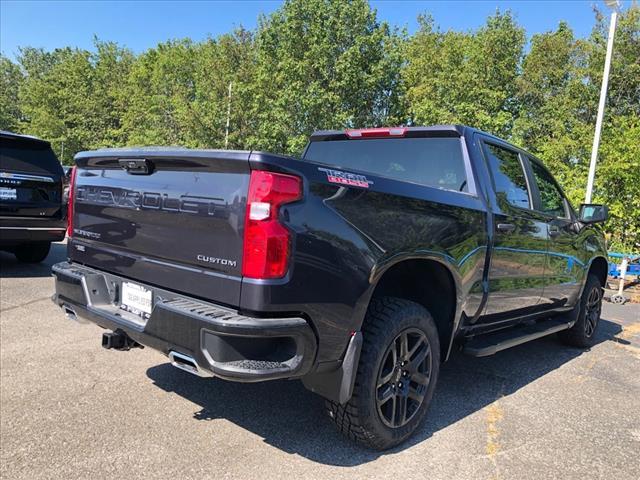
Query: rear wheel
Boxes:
[
  {"xmin": 325, "ymin": 297, "xmax": 440, "ymax": 450},
  {"xmin": 14, "ymin": 242, "xmax": 51, "ymax": 263},
  {"xmin": 558, "ymin": 274, "xmax": 603, "ymax": 348}
]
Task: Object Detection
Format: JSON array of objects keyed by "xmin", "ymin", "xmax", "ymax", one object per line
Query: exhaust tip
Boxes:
[
  {"xmin": 61, "ymin": 303, "xmax": 89, "ymax": 324},
  {"xmin": 169, "ymin": 351, "xmax": 212, "ymax": 378},
  {"xmin": 64, "ymin": 306, "xmax": 77, "ymax": 321}
]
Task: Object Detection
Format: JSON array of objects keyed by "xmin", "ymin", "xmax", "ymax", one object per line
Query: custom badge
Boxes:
[{"xmin": 318, "ymin": 168, "xmax": 372, "ymax": 188}]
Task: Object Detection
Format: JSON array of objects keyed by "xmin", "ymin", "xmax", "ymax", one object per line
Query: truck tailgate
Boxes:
[{"xmin": 69, "ymin": 149, "xmax": 250, "ymax": 306}]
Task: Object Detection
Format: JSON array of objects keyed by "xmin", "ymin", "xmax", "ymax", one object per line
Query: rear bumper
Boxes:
[
  {"xmin": 0, "ymin": 216, "xmax": 66, "ymax": 245},
  {"xmin": 52, "ymin": 261, "xmax": 317, "ymax": 382}
]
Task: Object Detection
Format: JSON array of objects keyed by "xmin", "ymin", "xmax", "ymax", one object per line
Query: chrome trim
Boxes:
[
  {"xmin": 0, "ymin": 227, "xmax": 66, "ymax": 231},
  {"xmin": 168, "ymin": 351, "xmax": 213, "ymax": 378},
  {"xmin": 0, "ymin": 172, "xmax": 55, "ymax": 183}
]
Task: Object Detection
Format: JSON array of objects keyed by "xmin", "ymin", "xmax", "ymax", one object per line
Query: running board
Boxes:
[{"xmin": 463, "ymin": 318, "xmax": 573, "ymax": 357}]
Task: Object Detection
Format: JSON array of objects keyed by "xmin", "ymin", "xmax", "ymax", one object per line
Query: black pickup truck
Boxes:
[{"xmin": 52, "ymin": 125, "xmax": 608, "ymax": 449}]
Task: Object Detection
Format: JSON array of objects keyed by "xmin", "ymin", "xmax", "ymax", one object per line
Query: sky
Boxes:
[{"xmin": 0, "ymin": 0, "xmax": 623, "ymax": 60}]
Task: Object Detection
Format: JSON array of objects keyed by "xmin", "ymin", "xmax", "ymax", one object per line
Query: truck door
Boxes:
[
  {"xmin": 480, "ymin": 139, "xmax": 548, "ymax": 318},
  {"xmin": 525, "ymin": 157, "xmax": 583, "ymax": 308}
]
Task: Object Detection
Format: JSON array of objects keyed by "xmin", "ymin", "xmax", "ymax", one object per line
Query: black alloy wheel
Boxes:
[
  {"xmin": 325, "ymin": 297, "xmax": 440, "ymax": 450},
  {"xmin": 558, "ymin": 274, "xmax": 603, "ymax": 348},
  {"xmin": 584, "ymin": 285, "xmax": 602, "ymax": 338},
  {"xmin": 376, "ymin": 328, "xmax": 432, "ymax": 428}
]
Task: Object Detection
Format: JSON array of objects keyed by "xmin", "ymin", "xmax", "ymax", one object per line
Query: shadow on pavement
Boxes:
[
  {"xmin": 146, "ymin": 318, "xmax": 622, "ymax": 466},
  {"xmin": 0, "ymin": 241, "xmax": 66, "ymax": 278}
]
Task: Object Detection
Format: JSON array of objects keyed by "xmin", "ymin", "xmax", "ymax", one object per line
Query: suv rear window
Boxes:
[
  {"xmin": 0, "ymin": 138, "xmax": 62, "ymax": 177},
  {"xmin": 303, "ymin": 137, "xmax": 468, "ymax": 192}
]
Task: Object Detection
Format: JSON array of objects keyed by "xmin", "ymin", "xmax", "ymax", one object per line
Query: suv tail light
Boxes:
[
  {"xmin": 67, "ymin": 166, "xmax": 77, "ymax": 237},
  {"xmin": 242, "ymin": 170, "xmax": 302, "ymax": 279}
]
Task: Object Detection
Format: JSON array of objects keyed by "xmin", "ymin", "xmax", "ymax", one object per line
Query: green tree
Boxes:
[
  {"xmin": 16, "ymin": 41, "xmax": 133, "ymax": 163},
  {"xmin": 0, "ymin": 55, "xmax": 24, "ymax": 131},
  {"xmin": 191, "ymin": 28, "xmax": 257, "ymax": 149},
  {"xmin": 121, "ymin": 40, "xmax": 198, "ymax": 147},
  {"xmin": 248, "ymin": 0, "xmax": 404, "ymax": 155},
  {"xmin": 403, "ymin": 11, "xmax": 525, "ymax": 137},
  {"xmin": 587, "ymin": 6, "xmax": 640, "ymax": 250},
  {"xmin": 596, "ymin": 115, "xmax": 640, "ymax": 251},
  {"xmin": 18, "ymin": 47, "xmax": 94, "ymax": 162},
  {"xmin": 513, "ymin": 22, "xmax": 593, "ymax": 205},
  {"xmin": 514, "ymin": 6, "xmax": 639, "ymax": 250},
  {"xmin": 89, "ymin": 40, "xmax": 135, "ymax": 147},
  {"xmin": 585, "ymin": 6, "xmax": 640, "ymax": 120}
]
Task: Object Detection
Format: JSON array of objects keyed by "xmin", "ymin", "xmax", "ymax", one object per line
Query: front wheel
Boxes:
[
  {"xmin": 325, "ymin": 297, "xmax": 440, "ymax": 450},
  {"xmin": 558, "ymin": 274, "xmax": 603, "ymax": 348}
]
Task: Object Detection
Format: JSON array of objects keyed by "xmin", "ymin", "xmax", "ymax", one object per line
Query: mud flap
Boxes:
[{"xmin": 302, "ymin": 332, "xmax": 362, "ymax": 404}]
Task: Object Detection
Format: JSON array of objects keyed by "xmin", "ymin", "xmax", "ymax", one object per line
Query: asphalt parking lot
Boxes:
[{"xmin": 1, "ymin": 241, "xmax": 639, "ymax": 480}]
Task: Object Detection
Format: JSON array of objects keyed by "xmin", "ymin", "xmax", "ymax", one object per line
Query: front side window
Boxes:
[
  {"xmin": 483, "ymin": 143, "xmax": 530, "ymax": 210},
  {"xmin": 530, "ymin": 160, "xmax": 567, "ymax": 218}
]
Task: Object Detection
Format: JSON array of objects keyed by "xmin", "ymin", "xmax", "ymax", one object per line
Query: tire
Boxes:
[
  {"xmin": 558, "ymin": 274, "xmax": 603, "ymax": 348},
  {"xmin": 14, "ymin": 242, "xmax": 51, "ymax": 263},
  {"xmin": 610, "ymin": 293, "xmax": 626, "ymax": 305},
  {"xmin": 325, "ymin": 297, "xmax": 440, "ymax": 450}
]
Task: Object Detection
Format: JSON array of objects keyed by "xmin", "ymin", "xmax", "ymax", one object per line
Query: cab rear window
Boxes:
[
  {"xmin": 0, "ymin": 138, "xmax": 62, "ymax": 177},
  {"xmin": 303, "ymin": 137, "xmax": 468, "ymax": 192}
]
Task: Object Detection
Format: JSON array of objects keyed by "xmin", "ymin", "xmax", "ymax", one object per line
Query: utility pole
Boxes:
[
  {"xmin": 224, "ymin": 82, "xmax": 232, "ymax": 149},
  {"xmin": 60, "ymin": 141, "xmax": 64, "ymax": 164},
  {"xmin": 585, "ymin": 0, "xmax": 620, "ymax": 203}
]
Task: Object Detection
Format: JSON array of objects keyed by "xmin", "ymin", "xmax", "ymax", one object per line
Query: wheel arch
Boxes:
[
  {"xmin": 588, "ymin": 255, "xmax": 608, "ymax": 288},
  {"xmin": 361, "ymin": 255, "xmax": 462, "ymax": 362}
]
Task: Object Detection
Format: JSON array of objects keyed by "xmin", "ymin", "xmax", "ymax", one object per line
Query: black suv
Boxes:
[{"xmin": 0, "ymin": 131, "xmax": 66, "ymax": 262}]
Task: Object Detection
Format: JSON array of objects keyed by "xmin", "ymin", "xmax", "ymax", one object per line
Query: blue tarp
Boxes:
[{"xmin": 608, "ymin": 252, "xmax": 640, "ymax": 278}]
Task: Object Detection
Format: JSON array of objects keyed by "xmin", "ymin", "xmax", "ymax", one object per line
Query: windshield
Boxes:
[{"xmin": 303, "ymin": 137, "xmax": 468, "ymax": 192}]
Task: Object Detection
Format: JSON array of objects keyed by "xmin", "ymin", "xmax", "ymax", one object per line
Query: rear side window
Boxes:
[
  {"xmin": 483, "ymin": 143, "xmax": 530, "ymax": 210},
  {"xmin": 0, "ymin": 138, "xmax": 62, "ymax": 177},
  {"xmin": 303, "ymin": 137, "xmax": 468, "ymax": 192},
  {"xmin": 530, "ymin": 160, "xmax": 567, "ymax": 218}
]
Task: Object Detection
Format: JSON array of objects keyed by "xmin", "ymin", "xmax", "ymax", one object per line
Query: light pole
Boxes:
[
  {"xmin": 224, "ymin": 82, "xmax": 232, "ymax": 149},
  {"xmin": 585, "ymin": 0, "xmax": 621, "ymax": 204}
]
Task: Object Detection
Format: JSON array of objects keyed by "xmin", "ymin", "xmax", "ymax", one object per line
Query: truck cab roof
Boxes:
[{"xmin": 309, "ymin": 124, "xmax": 487, "ymax": 142}]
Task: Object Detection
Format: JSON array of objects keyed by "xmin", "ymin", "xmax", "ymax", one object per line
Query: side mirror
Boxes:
[{"xmin": 579, "ymin": 204, "xmax": 608, "ymax": 224}]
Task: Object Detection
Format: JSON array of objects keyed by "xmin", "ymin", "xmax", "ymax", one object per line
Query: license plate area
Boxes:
[
  {"xmin": 0, "ymin": 187, "xmax": 17, "ymax": 200},
  {"xmin": 120, "ymin": 282, "xmax": 153, "ymax": 319}
]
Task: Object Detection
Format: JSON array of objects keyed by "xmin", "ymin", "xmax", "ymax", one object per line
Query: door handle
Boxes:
[
  {"xmin": 497, "ymin": 223, "xmax": 516, "ymax": 233},
  {"xmin": 548, "ymin": 225, "xmax": 561, "ymax": 237}
]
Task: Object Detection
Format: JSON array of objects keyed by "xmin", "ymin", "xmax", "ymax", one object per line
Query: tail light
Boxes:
[
  {"xmin": 345, "ymin": 127, "xmax": 407, "ymax": 139},
  {"xmin": 242, "ymin": 170, "xmax": 302, "ymax": 279},
  {"xmin": 66, "ymin": 166, "xmax": 77, "ymax": 237}
]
